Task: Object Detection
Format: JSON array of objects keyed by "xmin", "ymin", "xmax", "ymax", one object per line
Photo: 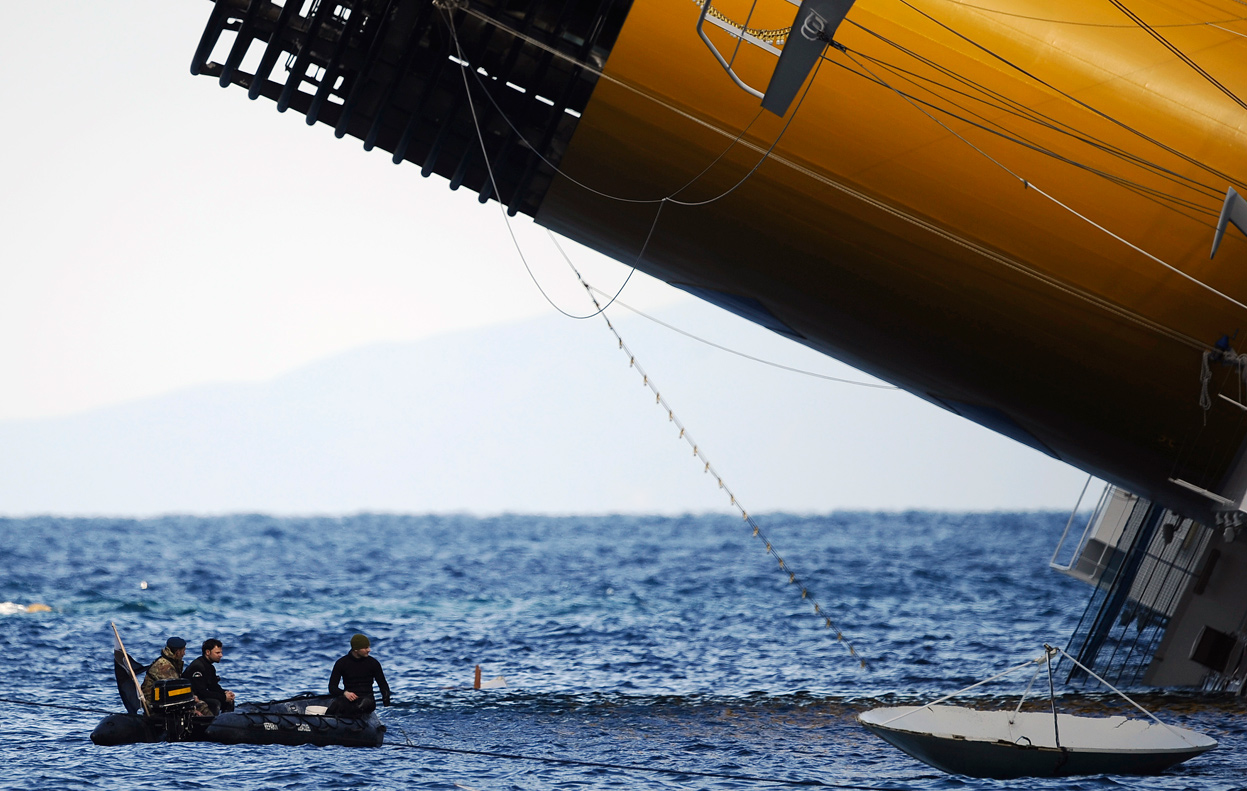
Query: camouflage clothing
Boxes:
[
  {"xmin": 141, "ymin": 647, "xmax": 214, "ymax": 716},
  {"xmin": 140, "ymin": 647, "xmax": 184, "ymax": 711}
]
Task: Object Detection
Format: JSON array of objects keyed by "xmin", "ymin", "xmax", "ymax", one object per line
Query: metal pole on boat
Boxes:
[
  {"xmin": 111, "ymin": 622, "xmax": 152, "ymax": 718},
  {"xmin": 1044, "ymin": 646, "xmax": 1060, "ymax": 746},
  {"xmin": 1044, "ymin": 643, "xmax": 1070, "ymax": 770}
]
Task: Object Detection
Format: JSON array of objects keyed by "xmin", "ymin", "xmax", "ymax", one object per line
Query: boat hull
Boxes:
[
  {"xmin": 858, "ymin": 705, "xmax": 1217, "ymax": 778},
  {"xmin": 91, "ymin": 696, "xmax": 385, "ymax": 748},
  {"xmin": 203, "ymin": 696, "xmax": 386, "ymax": 747},
  {"xmin": 90, "ymin": 714, "xmax": 162, "ymax": 746}
]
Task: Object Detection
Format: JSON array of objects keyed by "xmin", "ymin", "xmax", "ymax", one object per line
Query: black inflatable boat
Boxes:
[
  {"xmin": 205, "ymin": 695, "xmax": 385, "ymax": 747},
  {"xmin": 91, "ymin": 695, "xmax": 384, "ymax": 747},
  {"xmin": 95, "ymin": 630, "xmax": 383, "ymax": 747}
]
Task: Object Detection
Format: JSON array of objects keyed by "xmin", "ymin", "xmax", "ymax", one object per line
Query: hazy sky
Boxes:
[
  {"xmin": 2, "ymin": 2, "xmax": 682, "ymax": 420},
  {"xmin": 0, "ymin": 2, "xmax": 1093, "ymax": 513}
]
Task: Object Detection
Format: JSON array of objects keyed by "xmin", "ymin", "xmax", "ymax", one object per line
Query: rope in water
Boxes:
[
  {"xmin": 0, "ymin": 694, "xmax": 908, "ymax": 787},
  {"xmin": 0, "ymin": 696, "xmax": 115, "ymax": 715},
  {"xmin": 390, "ymin": 729, "xmax": 908, "ymax": 789}
]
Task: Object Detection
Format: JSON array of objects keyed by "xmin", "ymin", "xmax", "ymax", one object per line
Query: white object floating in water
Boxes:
[
  {"xmin": 858, "ymin": 705, "xmax": 1217, "ymax": 779},
  {"xmin": 473, "ymin": 664, "xmax": 507, "ymax": 690},
  {"xmin": 0, "ymin": 602, "xmax": 51, "ymax": 614}
]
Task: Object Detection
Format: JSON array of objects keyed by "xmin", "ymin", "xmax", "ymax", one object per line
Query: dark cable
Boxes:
[
  {"xmin": 939, "ymin": 1, "xmax": 1247, "ymax": 28},
  {"xmin": 0, "ymin": 696, "xmax": 115, "ymax": 715},
  {"xmin": 844, "ymin": 20, "xmax": 1228, "ymax": 201},
  {"xmin": 1108, "ymin": 0, "xmax": 1247, "ymax": 113},
  {"xmin": 441, "ymin": 5, "xmax": 638, "ymax": 321},
  {"xmin": 831, "ymin": 51, "xmax": 1220, "ymax": 220},
  {"xmin": 580, "ymin": 283, "xmax": 900, "ymax": 389},
  {"xmin": 385, "ymin": 738, "xmax": 911, "ymax": 789},
  {"xmin": 887, "ymin": 0, "xmax": 1247, "ymax": 193}
]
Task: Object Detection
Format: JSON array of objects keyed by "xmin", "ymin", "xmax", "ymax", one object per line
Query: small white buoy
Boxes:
[{"xmin": 140, "ymin": 581, "xmax": 148, "ymax": 590}]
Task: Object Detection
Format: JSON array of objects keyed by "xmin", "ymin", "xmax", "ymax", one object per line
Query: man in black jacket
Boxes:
[
  {"xmin": 326, "ymin": 633, "xmax": 391, "ymax": 717},
  {"xmin": 183, "ymin": 638, "xmax": 235, "ymax": 715}
]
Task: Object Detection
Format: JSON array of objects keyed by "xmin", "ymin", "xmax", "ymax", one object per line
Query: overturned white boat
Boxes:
[
  {"xmin": 859, "ymin": 645, "xmax": 1217, "ymax": 778},
  {"xmin": 858, "ymin": 704, "xmax": 1216, "ymax": 779}
]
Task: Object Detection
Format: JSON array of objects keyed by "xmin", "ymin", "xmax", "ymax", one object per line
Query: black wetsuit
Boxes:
[
  {"xmin": 183, "ymin": 655, "xmax": 233, "ymax": 714},
  {"xmin": 327, "ymin": 652, "xmax": 390, "ymax": 716}
]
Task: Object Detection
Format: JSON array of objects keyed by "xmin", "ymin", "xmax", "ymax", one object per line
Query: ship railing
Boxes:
[
  {"xmin": 695, "ymin": 0, "xmax": 856, "ymax": 116},
  {"xmin": 1050, "ymin": 480, "xmax": 1113, "ymax": 578},
  {"xmin": 695, "ymin": 0, "xmax": 792, "ymax": 103}
]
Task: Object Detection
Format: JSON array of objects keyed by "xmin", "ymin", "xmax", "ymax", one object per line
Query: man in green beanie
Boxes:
[{"xmin": 326, "ymin": 633, "xmax": 391, "ymax": 716}]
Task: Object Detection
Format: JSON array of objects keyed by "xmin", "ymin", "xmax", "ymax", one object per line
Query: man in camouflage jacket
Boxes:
[{"xmin": 141, "ymin": 637, "xmax": 188, "ymax": 711}]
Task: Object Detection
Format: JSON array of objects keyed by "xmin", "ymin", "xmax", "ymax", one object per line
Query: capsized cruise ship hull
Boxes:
[{"xmin": 190, "ymin": 0, "xmax": 1247, "ymax": 524}]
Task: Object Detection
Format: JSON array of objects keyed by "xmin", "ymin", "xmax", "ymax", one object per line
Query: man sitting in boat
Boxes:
[
  {"xmin": 326, "ymin": 633, "xmax": 391, "ymax": 717},
  {"xmin": 141, "ymin": 636, "xmax": 213, "ymax": 717},
  {"xmin": 183, "ymin": 638, "xmax": 235, "ymax": 715}
]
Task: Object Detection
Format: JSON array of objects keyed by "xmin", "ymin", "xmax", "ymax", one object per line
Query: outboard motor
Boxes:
[{"xmin": 151, "ymin": 679, "xmax": 197, "ymax": 741}]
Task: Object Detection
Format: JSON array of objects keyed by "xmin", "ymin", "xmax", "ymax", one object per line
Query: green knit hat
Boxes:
[{"xmin": 350, "ymin": 633, "xmax": 370, "ymax": 650}]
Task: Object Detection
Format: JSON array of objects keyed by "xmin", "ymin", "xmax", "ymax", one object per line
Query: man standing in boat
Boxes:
[
  {"xmin": 326, "ymin": 633, "xmax": 390, "ymax": 716},
  {"xmin": 184, "ymin": 638, "xmax": 235, "ymax": 715}
]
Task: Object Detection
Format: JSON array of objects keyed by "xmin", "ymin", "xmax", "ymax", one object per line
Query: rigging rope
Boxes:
[
  {"xmin": 440, "ymin": 0, "xmax": 813, "ymax": 319},
  {"xmin": 558, "ymin": 250, "xmax": 868, "ymax": 667},
  {"xmin": 843, "ymin": 13, "xmax": 1229, "ymax": 200},
  {"xmin": 1107, "ymin": 0, "xmax": 1247, "ymax": 114},
  {"xmin": 887, "ymin": 0, "xmax": 1247, "ymax": 193},
  {"xmin": 444, "ymin": 2, "xmax": 865, "ymax": 666},
  {"xmin": 842, "ymin": 48, "xmax": 1247, "ymax": 315},
  {"xmin": 833, "ymin": 40, "xmax": 1223, "ymax": 214},
  {"xmin": 0, "ymin": 696, "xmax": 115, "ymax": 715},
  {"xmin": 1054, "ymin": 645, "xmax": 1200, "ymax": 747},
  {"xmin": 442, "ymin": 3, "xmax": 640, "ymax": 320},
  {"xmin": 389, "ymin": 729, "xmax": 908, "ymax": 789},
  {"xmin": 580, "ymin": 280, "xmax": 899, "ymax": 389},
  {"xmin": 939, "ymin": 0, "xmax": 1247, "ymax": 29},
  {"xmin": 443, "ymin": 0, "xmax": 780, "ymax": 206},
  {"xmin": 442, "ymin": 0, "xmax": 1219, "ymax": 352}
]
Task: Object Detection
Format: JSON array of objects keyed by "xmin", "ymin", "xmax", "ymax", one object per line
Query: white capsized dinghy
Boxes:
[{"xmin": 858, "ymin": 645, "xmax": 1217, "ymax": 779}]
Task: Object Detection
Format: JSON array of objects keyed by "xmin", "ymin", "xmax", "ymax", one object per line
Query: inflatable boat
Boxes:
[
  {"xmin": 204, "ymin": 695, "xmax": 385, "ymax": 747},
  {"xmin": 91, "ymin": 695, "xmax": 384, "ymax": 747},
  {"xmin": 90, "ymin": 711, "xmax": 213, "ymax": 746}
]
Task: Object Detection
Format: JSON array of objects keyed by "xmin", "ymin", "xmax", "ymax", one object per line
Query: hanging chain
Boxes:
[
  {"xmin": 574, "ymin": 275, "xmax": 865, "ymax": 669},
  {"xmin": 691, "ymin": 0, "xmax": 794, "ymax": 44}
]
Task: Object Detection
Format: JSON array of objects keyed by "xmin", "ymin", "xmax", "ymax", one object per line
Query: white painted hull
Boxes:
[{"xmin": 858, "ymin": 705, "xmax": 1216, "ymax": 778}]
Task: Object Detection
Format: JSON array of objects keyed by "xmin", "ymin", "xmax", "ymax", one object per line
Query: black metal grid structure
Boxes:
[
  {"xmin": 1063, "ymin": 499, "xmax": 1213, "ymax": 688},
  {"xmin": 191, "ymin": 0, "xmax": 633, "ymax": 216}
]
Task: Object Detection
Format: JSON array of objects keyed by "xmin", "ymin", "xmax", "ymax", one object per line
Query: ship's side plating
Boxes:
[{"xmin": 191, "ymin": 0, "xmax": 1247, "ymax": 686}]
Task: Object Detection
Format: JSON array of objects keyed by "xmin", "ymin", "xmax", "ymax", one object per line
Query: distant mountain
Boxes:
[{"xmin": 0, "ymin": 305, "xmax": 1087, "ymax": 515}]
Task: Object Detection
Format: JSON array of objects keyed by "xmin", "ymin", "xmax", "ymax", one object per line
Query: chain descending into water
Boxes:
[
  {"xmin": 569, "ymin": 272, "xmax": 866, "ymax": 669},
  {"xmin": 436, "ymin": 0, "xmax": 864, "ymax": 666}
]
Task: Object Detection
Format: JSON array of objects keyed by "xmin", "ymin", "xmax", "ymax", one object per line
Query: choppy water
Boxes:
[{"xmin": 1, "ymin": 513, "xmax": 1244, "ymax": 790}]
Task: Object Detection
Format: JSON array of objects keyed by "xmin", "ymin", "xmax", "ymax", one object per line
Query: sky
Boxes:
[{"xmin": 0, "ymin": 2, "xmax": 1094, "ymax": 514}]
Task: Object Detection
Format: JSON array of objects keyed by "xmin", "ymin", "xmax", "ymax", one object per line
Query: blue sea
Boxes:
[{"xmin": 1, "ymin": 513, "xmax": 1243, "ymax": 790}]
